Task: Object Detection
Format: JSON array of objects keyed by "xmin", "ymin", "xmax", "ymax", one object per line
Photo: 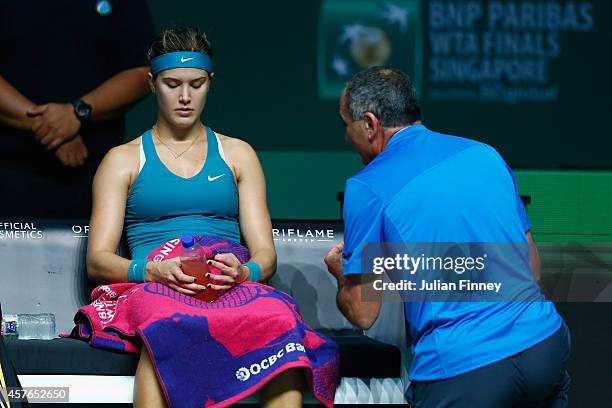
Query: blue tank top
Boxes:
[{"xmin": 125, "ymin": 127, "xmax": 240, "ymax": 259}]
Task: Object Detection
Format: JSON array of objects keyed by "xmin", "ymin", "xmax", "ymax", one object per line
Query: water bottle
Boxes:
[
  {"xmin": 180, "ymin": 235, "xmax": 203, "ymax": 262},
  {"xmin": 179, "ymin": 235, "xmax": 220, "ymax": 302},
  {"xmin": 18, "ymin": 314, "xmax": 56, "ymax": 340},
  {"xmin": 1, "ymin": 314, "xmax": 55, "ymax": 340},
  {"xmin": 179, "ymin": 234, "xmax": 208, "ymax": 288}
]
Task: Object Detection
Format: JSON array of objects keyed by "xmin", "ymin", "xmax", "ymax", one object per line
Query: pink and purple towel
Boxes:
[{"xmin": 64, "ymin": 236, "xmax": 339, "ymax": 407}]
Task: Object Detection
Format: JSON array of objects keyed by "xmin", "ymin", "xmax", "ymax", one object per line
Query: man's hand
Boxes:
[
  {"xmin": 326, "ymin": 242, "xmax": 382, "ymax": 330},
  {"xmin": 324, "ymin": 242, "xmax": 345, "ymax": 282},
  {"xmin": 27, "ymin": 103, "xmax": 80, "ymax": 150},
  {"xmin": 56, "ymin": 136, "xmax": 89, "ymax": 167}
]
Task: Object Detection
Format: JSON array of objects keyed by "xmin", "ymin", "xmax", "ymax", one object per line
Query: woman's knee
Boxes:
[
  {"xmin": 260, "ymin": 368, "xmax": 305, "ymax": 407},
  {"xmin": 134, "ymin": 348, "xmax": 166, "ymax": 408},
  {"xmin": 136, "ymin": 347, "xmax": 155, "ymax": 377}
]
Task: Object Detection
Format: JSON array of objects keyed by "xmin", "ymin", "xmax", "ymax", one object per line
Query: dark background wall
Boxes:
[
  {"xmin": 128, "ymin": 0, "xmax": 611, "ymax": 169},
  {"xmin": 125, "ymin": 0, "xmax": 612, "ymax": 236}
]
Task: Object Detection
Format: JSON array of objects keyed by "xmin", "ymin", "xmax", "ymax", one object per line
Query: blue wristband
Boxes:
[
  {"xmin": 243, "ymin": 262, "xmax": 261, "ymax": 282},
  {"xmin": 128, "ymin": 259, "xmax": 148, "ymax": 283}
]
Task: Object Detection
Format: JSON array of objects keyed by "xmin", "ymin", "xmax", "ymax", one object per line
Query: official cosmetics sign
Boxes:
[{"xmin": 0, "ymin": 222, "xmax": 43, "ymax": 239}]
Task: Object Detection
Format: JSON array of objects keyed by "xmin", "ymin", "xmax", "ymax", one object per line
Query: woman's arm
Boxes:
[
  {"xmin": 87, "ymin": 143, "xmax": 204, "ymax": 294},
  {"xmin": 227, "ymin": 138, "xmax": 277, "ymax": 281},
  {"xmin": 86, "ymin": 145, "xmax": 137, "ymax": 283},
  {"xmin": 186, "ymin": 135, "xmax": 276, "ymax": 289}
]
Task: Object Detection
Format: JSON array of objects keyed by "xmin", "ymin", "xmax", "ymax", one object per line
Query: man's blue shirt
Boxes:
[{"xmin": 342, "ymin": 124, "xmax": 562, "ymax": 381}]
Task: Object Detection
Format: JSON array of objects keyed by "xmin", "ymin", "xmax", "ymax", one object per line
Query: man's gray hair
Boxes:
[{"xmin": 344, "ymin": 66, "xmax": 421, "ymax": 127}]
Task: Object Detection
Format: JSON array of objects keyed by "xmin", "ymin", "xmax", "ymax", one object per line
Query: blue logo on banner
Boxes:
[{"xmin": 96, "ymin": 0, "xmax": 112, "ymax": 16}]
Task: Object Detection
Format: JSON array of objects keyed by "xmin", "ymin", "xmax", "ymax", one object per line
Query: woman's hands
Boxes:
[
  {"xmin": 144, "ymin": 253, "xmax": 249, "ymax": 295},
  {"xmin": 206, "ymin": 253, "xmax": 250, "ymax": 290},
  {"xmin": 146, "ymin": 258, "xmax": 206, "ymax": 296}
]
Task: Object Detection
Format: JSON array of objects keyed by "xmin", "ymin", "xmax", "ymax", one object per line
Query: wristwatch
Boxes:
[{"xmin": 71, "ymin": 99, "xmax": 92, "ymax": 124}]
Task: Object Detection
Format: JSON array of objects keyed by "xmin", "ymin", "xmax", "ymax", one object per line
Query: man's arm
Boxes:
[
  {"xmin": 499, "ymin": 162, "xmax": 540, "ymax": 283},
  {"xmin": 326, "ymin": 178, "xmax": 387, "ymax": 329},
  {"xmin": 526, "ymin": 231, "xmax": 541, "ymax": 284},
  {"xmin": 81, "ymin": 66, "xmax": 151, "ymax": 121},
  {"xmin": 337, "ymin": 275, "xmax": 382, "ymax": 330},
  {"xmin": 28, "ymin": 67, "xmax": 151, "ymax": 150},
  {"xmin": 0, "ymin": 74, "xmax": 36, "ymax": 130},
  {"xmin": 325, "ymin": 243, "xmax": 382, "ymax": 330}
]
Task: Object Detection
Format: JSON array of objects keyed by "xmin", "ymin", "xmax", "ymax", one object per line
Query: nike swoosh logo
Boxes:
[
  {"xmin": 180, "ymin": 57, "xmax": 195, "ymax": 63},
  {"xmin": 208, "ymin": 174, "xmax": 225, "ymax": 182}
]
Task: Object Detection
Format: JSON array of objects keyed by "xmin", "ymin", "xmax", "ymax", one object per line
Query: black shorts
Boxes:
[{"xmin": 406, "ymin": 322, "xmax": 571, "ymax": 408}]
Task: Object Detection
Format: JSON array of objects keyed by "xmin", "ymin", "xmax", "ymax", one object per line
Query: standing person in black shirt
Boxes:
[{"xmin": 0, "ymin": 0, "xmax": 155, "ymax": 219}]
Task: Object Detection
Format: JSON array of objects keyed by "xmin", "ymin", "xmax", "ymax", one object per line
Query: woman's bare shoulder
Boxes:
[
  {"xmin": 98, "ymin": 137, "xmax": 142, "ymax": 180},
  {"xmin": 107, "ymin": 138, "xmax": 140, "ymax": 162},
  {"xmin": 214, "ymin": 133, "xmax": 262, "ymax": 182},
  {"xmin": 216, "ymin": 132, "xmax": 255, "ymax": 157}
]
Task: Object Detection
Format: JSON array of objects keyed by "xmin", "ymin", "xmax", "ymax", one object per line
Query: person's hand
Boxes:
[
  {"xmin": 206, "ymin": 253, "xmax": 249, "ymax": 290},
  {"xmin": 27, "ymin": 114, "xmax": 43, "ymax": 134},
  {"xmin": 55, "ymin": 136, "xmax": 89, "ymax": 167},
  {"xmin": 27, "ymin": 103, "xmax": 81, "ymax": 150},
  {"xmin": 146, "ymin": 258, "xmax": 206, "ymax": 296},
  {"xmin": 324, "ymin": 242, "xmax": 345, "ymax": 282}
]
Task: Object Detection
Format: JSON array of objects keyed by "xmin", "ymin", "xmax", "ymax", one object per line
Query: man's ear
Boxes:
[{"xmin": 363, "ymin": 112, "xmax": 380, "ymax": 141}]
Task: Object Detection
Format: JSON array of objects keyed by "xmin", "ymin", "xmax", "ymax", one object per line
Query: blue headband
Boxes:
[{"xmin": 150, "ymin": 51, "xmax": 212, "ymax": 76}]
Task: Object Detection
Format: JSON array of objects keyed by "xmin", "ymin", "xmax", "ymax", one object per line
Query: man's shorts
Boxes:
[{"xmin": 406, "ymin": 322, "xmax": 571, "ymax": 408}]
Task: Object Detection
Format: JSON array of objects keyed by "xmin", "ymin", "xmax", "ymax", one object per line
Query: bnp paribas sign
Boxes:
[{"xmin": 317, "ymin": 0, "xmax": 423, "ymax": 100}]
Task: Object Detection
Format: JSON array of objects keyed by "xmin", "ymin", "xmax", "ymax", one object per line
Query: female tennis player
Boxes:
[{"xmin": 86, "ymin": 27, "xmax": 306, "ymax": 408}]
